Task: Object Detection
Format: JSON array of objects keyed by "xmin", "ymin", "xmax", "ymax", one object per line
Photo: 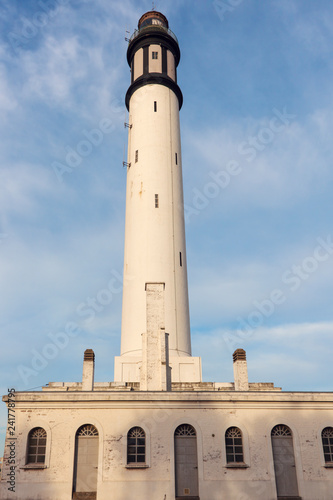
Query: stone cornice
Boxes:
[{"xmin": 3, "ymin": 391, "xmax": 333, "ymax": 409}]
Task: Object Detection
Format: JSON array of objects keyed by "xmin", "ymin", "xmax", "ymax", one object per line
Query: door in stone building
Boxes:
[
  {"xmin": 174, "ymin": 424, "xmax": 199, "ymax": 499},
  {"xmin": 271, "ymin": 424, "xmax": 300, "ymax": 498},
  {"xmin": 73, "ymin": 424, "xmax": 99, "ymax": 500}
]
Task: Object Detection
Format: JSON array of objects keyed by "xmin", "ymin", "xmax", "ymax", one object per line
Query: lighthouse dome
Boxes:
[{"xmin": 138, "ymin": 11, "xmax": 169, "ymax": 30}]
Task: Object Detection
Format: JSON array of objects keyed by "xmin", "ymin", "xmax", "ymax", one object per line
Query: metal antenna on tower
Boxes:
[
  {"xmin": 152, "ymin": 2, "xmax": 155, "ymax": 10},
  {"xmin": 124, "ymin": 27, "xmax": 130, "ymax": 42}
]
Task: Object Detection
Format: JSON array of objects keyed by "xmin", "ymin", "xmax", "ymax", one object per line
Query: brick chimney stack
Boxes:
[
  {"xmin": 233, "ymin": 349, "xmax": 249, "ymax": 391},
  {"xmin": 82, "ymin": 349, "xmax": 95, "ymax": 391}
]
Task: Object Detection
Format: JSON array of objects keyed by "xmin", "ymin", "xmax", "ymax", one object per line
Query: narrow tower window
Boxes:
[
  {"xmin": 131, "ymin": 58, "xmax": 134, "ymax": 84},
  {"xmin": 143, "ymin": 46, "xmax": 149, "ymax": 75},
  {"xmin": 179, "ymin": 252, "xmax": 182, "ymax": 266},
  {"xmin": 175, "ymin": 153, "xmax": 178, "ymax": 165},
  {"xmin": 135, "ymin": 150, "xmax": 139, "ymax": 163},
  {"xmin": 154, "ymin": 101, "xmax": 157, "ymax": 112},
  {"xmin": 162, "ymin": 46, "xmax": 167, "ymax": 74},
  {"xmin": 152, "ymin": 51, "xmax": 158, "ymax": 59},
  {"xmin": 155, "ymin": 194, "xmax": 159, "ymax": 208}
]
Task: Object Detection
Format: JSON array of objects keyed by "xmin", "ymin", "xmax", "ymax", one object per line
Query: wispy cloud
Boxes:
[{"xmin": 193, "ymin": 321, "xmax": 333, "ymax": 390}]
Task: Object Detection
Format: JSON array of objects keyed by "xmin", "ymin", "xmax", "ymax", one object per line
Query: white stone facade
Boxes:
[{"xmin": 1, "ymin": 386, "xmax": 333, "ymax": 499}]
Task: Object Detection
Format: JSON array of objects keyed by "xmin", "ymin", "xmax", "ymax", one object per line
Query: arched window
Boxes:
[
  {"xmin": 271, "ymin": 424, "xmax": 292, "ymax": 437},
  {"xmin": 76, "ymin": 424, "xmax": 98, "ymax": 437},
  {"xmin": 27, "ymin": 427, "xmax": 47, "ymax": 464},
  {"xmin": 225, "ymin": 427, "xmax": 244, "ymax": 464},
  {"xmin": 174, "ymin": 424, "xmax": 199, "ymax": 498},
  {"xmin": 127, "ymin": 427, "xmax": 146, "ymax": 464},
  {"xmin": 271, "ymin": 424, "xmax": 299, "ymax": 497},
  {"xmin": 174, "ymin": 423, "xmax": 196, "ymax": 437},
  {"xmin": 322, "ymin": 427, "xmax": 333, "ymax": 464},
  {"xmin": 73, "ymin": 424, "xmax": 99, "ymax": 495}
]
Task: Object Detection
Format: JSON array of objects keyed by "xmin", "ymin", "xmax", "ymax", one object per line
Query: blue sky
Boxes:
[{"xmin": 1, "ymin": 0, "xmax": 333, "ymax": 452}]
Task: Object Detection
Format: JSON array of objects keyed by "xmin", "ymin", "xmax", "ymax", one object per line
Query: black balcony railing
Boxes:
[{"xmin": 128, "ymin": 24, "xmax": 178, "ymax": 44}]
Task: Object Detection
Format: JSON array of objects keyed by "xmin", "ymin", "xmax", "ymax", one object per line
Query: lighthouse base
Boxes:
[{"xmin": 114, "ymin": 355, "xmax": 202, "ymax": 384}]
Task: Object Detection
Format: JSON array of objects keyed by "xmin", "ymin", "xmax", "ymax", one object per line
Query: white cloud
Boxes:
[
  {"xmin": 22, "ymin": 36, "xmax": 84, "ymax": 103},
  {"xmin": 0, "ymin": 162, "xmax": 61, "ymax": 218},
  {"xmin": 188, "ymin": 233, "xmax": 333, "ymax": 329},
  {"xmin": 293, "ymin": 11, "xmax": 333, "ymax": 59},
  {"xmin": 184, "ymin": 106, "xmax": 333, "ymax": 214},
  {"xmin": 193, "ymin": 321, "xmax": 333, "ymax": 389}
]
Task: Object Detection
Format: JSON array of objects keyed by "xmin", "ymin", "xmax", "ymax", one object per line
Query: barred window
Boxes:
[
  {"xmin": 225, "ymin": 427, "xmax": 244, "ymax": 464},
  {"xmin": 175, "ymin": 424, "xmax": 196, "ymax": 437},
  {"xmin": 76, "ymin": 424, "xmax": 98, "ymax": 437},
  {"xmin": 127, "ymin": 427, "xmax": 146, "ymax": 464},
  {"xmin": 27, "ymin": 427, "xmax": 47, "ymax": 464},
  {"xmin": 152, "ymin": 51, "xmax": 158, "ymax": 59},
  {"xmin": 155, "ymin": 194, "xmax": 159, "ymax": 208},
  {"xmin": 322, "ymin": 427, "xmax": 333, "ymax": 464},
  {"xmin": 271, "ymin": 424, "xmax": 292, "ymax": 437}
]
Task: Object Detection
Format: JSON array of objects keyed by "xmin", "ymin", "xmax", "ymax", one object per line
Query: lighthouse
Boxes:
[
  {"xmin": 114, "ymin": 11, "xmax": 201, "ymax": 385},
  {"xmin": 2, "ymin": 10, "xmax": 333, "ymax": 500}
]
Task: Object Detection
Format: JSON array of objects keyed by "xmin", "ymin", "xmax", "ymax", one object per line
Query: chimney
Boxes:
[
  {"xmin": 233, "ymin": 349, "xmax": 249, "ymax": 391},
  {"xmin": 82, "ymin": 349, "xmax": 95, "ymax": 391}
]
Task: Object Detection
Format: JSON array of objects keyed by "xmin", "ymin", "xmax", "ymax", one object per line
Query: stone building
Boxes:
[{"xmin": 1, "ymin": 10, "xmax": 333, "ymax": 500}]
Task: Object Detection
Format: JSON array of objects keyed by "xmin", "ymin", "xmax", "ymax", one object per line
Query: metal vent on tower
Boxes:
[
  {"xmin": 83, "ymin": 349, "xmax": 95, "ymax": 361},
  {"xmin": 233, "ymin": 348, "xmax": 246, "ymax": 362}
]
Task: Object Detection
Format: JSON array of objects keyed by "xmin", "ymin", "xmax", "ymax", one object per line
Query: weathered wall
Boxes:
[{"xmin": 1, "ymin": 391, "xmax": 333, "ymax": 500}]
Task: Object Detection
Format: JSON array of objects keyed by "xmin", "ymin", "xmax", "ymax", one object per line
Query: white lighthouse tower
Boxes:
[{"xmin": 114, "ymin": 11, "xmax": 201, "ymax": 385}]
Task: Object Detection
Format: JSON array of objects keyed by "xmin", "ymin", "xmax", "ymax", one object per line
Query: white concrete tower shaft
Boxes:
[{"xmin": 114, "ymin": 11, "xmax": 201, "ymax": 384}]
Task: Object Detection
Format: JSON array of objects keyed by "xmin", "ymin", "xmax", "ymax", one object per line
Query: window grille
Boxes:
[
  {"xmin": 175, "ymin": 424, "xmax": 196, "ymax": 437},
  {"xmin": 152, "ymin": 51, "xmax": 158, "ymax": 59},
  {"xmin": 225, "ymin": 427, "xmax": 244, "ymax": 464},
  {"xmin": 271, "ymin": 424, "xmax": 292, "ymax": 437},
  {"xmin": 27, "ymin": 427, "xmax": 47, "ymax": 464},
  {"xmin": 155, "ymin": 194, "xmax": 159, "ymax": 208},
  {"xmin": 135, "ymin": 150, "xmax": 139, "ymax": 163},
  {"xmin": 322, "ymin": 427, "xmax": 333, "ymax": 463},
  {"xmin": 127, "ymin": 427, "xmax": 146, "ymax": 464},
  {"xmin": 77, "ymin": 424, "xmax": 98, "ymax": 437}
]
